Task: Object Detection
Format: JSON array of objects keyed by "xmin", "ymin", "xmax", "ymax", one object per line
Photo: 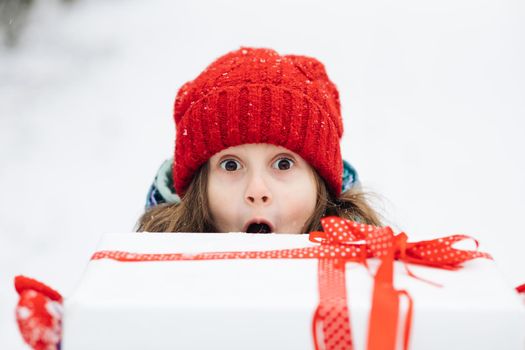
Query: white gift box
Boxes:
[{"xmin": 62, "ymin": 232, "xmax": 525, "ymax": 350}]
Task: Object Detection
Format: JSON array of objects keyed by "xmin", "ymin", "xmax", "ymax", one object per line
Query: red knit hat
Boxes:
[{"xmin": 173, "ymin": 47, "xmax": 344, "ymax": 196}]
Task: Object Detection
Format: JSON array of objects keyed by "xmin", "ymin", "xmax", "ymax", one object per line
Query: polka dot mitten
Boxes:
[{"xmin": 14, "ymin": 275, "xmax": 63, "ymax": 350}]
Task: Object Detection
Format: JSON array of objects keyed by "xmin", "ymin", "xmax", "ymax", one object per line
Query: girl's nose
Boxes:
[
  {"xmin": 246, "ymin": 194, "xmax": 270, "ymax": 204},
  {"xmin": 244, "ymin": 175, "xmax": 272, "ymax": 206}
]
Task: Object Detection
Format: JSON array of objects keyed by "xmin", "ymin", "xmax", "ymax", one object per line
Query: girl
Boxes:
[{"xmin": 137, "ymin": 47, "xmax": 382, "ymax": 233}]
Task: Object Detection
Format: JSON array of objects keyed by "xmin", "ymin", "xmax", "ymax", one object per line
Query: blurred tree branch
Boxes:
[{"xmin": 0, "ymin": 0, "xmax": 76, "ymax": 48}]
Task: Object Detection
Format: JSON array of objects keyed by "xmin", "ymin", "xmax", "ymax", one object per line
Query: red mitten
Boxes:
[
  {"xmin": 14, "ymin": 275, "xmax": 63, "ymax": 350},
  {"xmin": 517, "ymin": 283, "xmax": 525, "ymax": 305}
]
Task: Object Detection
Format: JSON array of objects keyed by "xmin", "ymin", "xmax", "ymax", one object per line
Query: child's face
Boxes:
[{"xmin": 207, "ymin": 143, "xmax": 317, "ymax": 234}]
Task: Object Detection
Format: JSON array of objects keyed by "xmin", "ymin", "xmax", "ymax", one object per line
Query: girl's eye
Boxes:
[
  {"xmin": 272, "ymin": 158, "xmax": 294, "ymax": 170},
  {"xmin": 220, "ymin": 159, "xmax": 241, "ymax": 171}
]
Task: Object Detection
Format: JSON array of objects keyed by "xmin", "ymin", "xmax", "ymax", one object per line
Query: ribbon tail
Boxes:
[
  {"xmin": 398, "ymin": 290, "xmax": 413, "ymax": 350},
  {"xmin": 314, "ymin": 258, "xmax": 354, "ymax": 350},
  {"xmin": 312, "ymin": 305, "xmax": 324, "ymax": 350},
  {"xmin": 367, "ymin": 252, "xmax": 399, "ymax": 350}
]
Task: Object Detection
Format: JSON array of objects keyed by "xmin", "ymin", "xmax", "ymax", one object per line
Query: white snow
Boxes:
[
  {"xmin": 1, "ymin": 0, "xmax": 524, "ymax": 348},
  {"xmin": 16, "ymin": 307, "xmax": 31, "ymax": 320}
]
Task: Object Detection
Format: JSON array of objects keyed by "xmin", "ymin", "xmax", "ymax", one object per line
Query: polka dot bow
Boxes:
[{"xmin": 309, "ymin": 216, "xmax": 492, "ymax": 269}]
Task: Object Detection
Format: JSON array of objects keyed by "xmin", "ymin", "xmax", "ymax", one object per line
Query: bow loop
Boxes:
[
  {"xmin": 403, "ymin": 234, "xmax": 492, "ymax": 269},
  {"xmin": 317, "ymin": 216, "xmax": 359, "ymax": 244}
]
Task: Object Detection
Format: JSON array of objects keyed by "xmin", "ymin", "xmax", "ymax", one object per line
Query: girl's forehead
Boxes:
[{"xmin": 212, "ymin": 143, "xmax": 295, "ymax": 157}]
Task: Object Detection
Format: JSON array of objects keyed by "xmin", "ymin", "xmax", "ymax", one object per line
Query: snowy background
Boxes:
[{"xmin": 1, "ymin": 0, "xmax": 524, "ymax": 348}]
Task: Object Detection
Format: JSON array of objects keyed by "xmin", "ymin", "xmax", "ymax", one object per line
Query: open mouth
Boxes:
[
  {"xmin": 246, "ymin": 223, "xmax": 272, "ymax": 234},
  {"xmin": 243, "ymin": 219, "xmax": 274, "ymax": 234}
]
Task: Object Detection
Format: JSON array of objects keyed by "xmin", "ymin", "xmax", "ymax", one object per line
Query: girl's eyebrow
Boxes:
[
  {"xmin": 215, "ymin": 151, "xmax": 298, "ymax": 163},
  {"xmin": 269, "ymin": 152, "xmax": 300, "ymax": 168},
  {"xmin": 217, "ymin": 153, "xmax": 242, "ymax": 160},
  {"xmin": 222, "ymin": 152, "xmax": 297, "ymax": 158},
  {"xmin": 273, "ymin": 152, "xmax": 297, "ymax": 160}
]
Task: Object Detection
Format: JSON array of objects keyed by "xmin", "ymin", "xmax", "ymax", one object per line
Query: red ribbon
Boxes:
[{"xmin": 91, "ymin": 216, "xmax": 491, "ymax": 350}]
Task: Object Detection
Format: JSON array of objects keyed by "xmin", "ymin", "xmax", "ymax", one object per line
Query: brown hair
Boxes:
[{"xmin": 136, "ymin": 162, "xmax": 383, "ymax": 233}]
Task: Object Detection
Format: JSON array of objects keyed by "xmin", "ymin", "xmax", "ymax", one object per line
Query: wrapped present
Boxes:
[{"xmin": 17, "ymin": 217, "xmax": 525, "ymax": 349}]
